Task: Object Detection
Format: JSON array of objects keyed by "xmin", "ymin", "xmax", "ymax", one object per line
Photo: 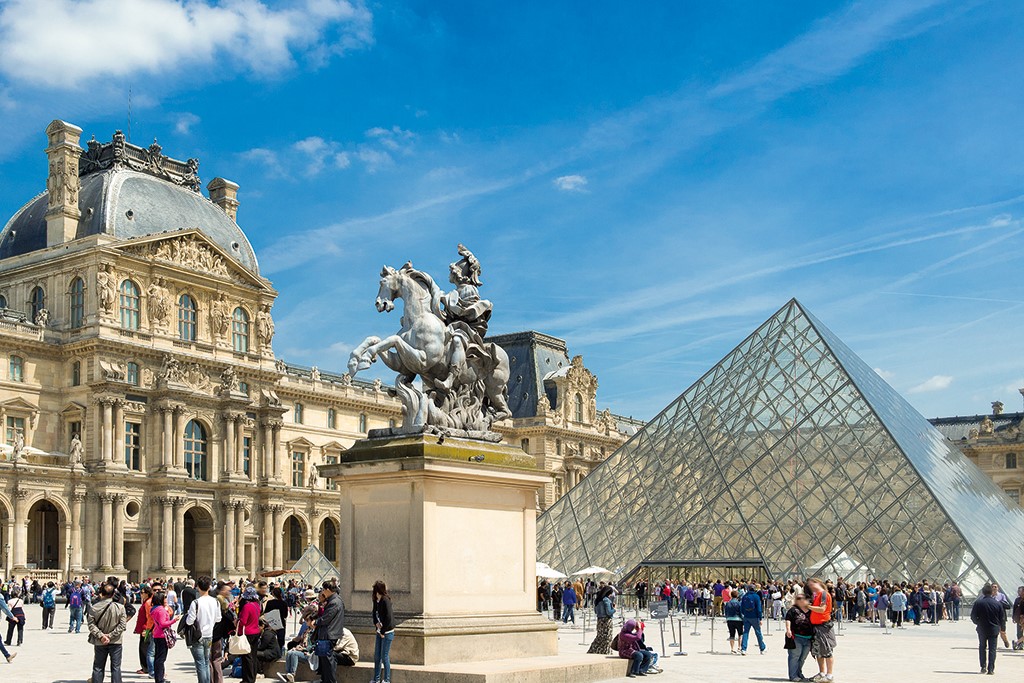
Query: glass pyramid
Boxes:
[
  {"xmin": 290, "ymin": 544, "xmax": 340, "ymax": 588},
  {"xmin": 537, "ymin": 299, "xmax": 1024, "ymax": 594}
]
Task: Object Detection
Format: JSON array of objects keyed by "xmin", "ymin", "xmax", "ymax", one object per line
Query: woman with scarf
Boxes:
[
  {"xmin": 614, "ymin": 619, "xmax": 654, "ymax": 677},
  {"xmin": 237, "ymin": 586, "xmax": 262, "ymax": 683},
  {"xmin": 587, "ymin": 582, "xmax": 615, "ymax": 654}
]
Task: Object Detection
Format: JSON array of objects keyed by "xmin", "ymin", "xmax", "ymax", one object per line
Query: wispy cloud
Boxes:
[
  {"xmin": 554, "ymin": 174, "xmax": 588, "ymax": 192},
  {"xmin": 874, "ymin": 368, "xmax": 895, "ymax": 381},
  {"xmin": 173, "ymin": 112, "xmax": 200, "ymax": 136},
  {"xmin": 0, "ymin": 0, "xmax": 373, "ymax": 89},
  {"xmin": 908, "ymin": 375, "xmax": 953, "ymax": 394}
]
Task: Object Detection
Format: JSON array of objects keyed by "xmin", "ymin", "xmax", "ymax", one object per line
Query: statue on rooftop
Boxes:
[{"xmin": 348, "ymin": 244, "xmax": 511, "ymax": 441}]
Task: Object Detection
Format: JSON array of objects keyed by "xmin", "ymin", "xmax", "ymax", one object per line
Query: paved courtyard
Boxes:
[{"xmin": 4, "ymin": 608, "xmax": 1024, "ymax": 682}]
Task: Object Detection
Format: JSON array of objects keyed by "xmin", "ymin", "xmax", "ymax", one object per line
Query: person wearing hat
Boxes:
[{"xmin": 314, "ymin": 583, "xmax": 345, "ymax": 683}]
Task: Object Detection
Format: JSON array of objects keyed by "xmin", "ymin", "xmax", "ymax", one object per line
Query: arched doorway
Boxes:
[
  {"xmin": 319, "ymin": 518, "xmax": 338, "ymax": 563},
  {"xmin": 27, "ymin": 501, "xmax": 61, "ymax": 569},
  {"xmin": 284, "ymin": 515, "xmax": 306, "ymax": 565},
  {"xmin": 183, "ymin": 506, "xmax": 214, "ymax": 578}
]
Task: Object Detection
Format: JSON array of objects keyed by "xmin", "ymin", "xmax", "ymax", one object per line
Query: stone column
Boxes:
[
  {"xmin": 235, "ymin": 419, "xmax": 246, "ymax": 477},
  {"xmin": 234, "ymin": 505, "xmax": 246, "ymax": 575},
  {"xmin": 112, "ymin": 494, "xmax": 125, "ymax": 570},
  {"xmin": 261, "ymin": 421, "xmax": 273, "ymax": 482},
  {"xmin": 99, "ymin": 493, "xmax": 113, "ymax": 570},
  {"xmin": 161, "ymin": 498, "xmax": 173, "ymax": 572},
  {"xmin": 173, "ymin": 407, "xmax": 186, "ymax": 471},
  {"xmin": 112, "ymin": 400, "xmax": 125, "ymax": 466},
  {"xmin": 100, "ymin": 398, "xmax": 113, "ymax": 464},
  {"xmin": 161, "ymin": 406, "xmax": 173, "ymax": 469},
  {"xmin": 223, "ymin": 501, "xmax": 236, "ymax": 573},
  {"xmin": 11, "ymin": 488, "xmax": 27, "ymax": 571},
  {"xmin": 70, "ymin": 492, "xmax": 84, "ymax": 573},
  {"xmin": 223, "ymin": 414, "xmax": 236, "ymax": 477},
  {"xmin": 272, "ymin": 506, "xmax": 283, "ymax": 570},
  {"xmin": 261, "ymin": 505, "xmax": 274, "ymax": 571},
  {"xmin": 272, "ymin": 423, "xmax": 283, "ymax": 481},
  {"xmin": 173, "ymin": 498, "xmax": 186, "ymax": 572}
]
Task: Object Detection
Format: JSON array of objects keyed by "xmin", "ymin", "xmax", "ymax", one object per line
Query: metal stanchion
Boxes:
[
  {"xmin": 708, "ymin": 614, "xmax": 716, "ymax": 654},
  {"xmin": 690, "ymin": 609, "xmax": 701, "ymax": 636},
  {"xmin": 579, "ymin": 609, "xmax": 589, "ymax": 645},
  {"xmin": 674, "ymin": 614, "xmax": 688, "ymax": 656},
  {"xmin": 659, "ymin": 619, "xmax": 667, "ymax": 657},
  {"xmin": 836, "ymin": 612, "xmax": 844, "ymax": 637},
  {"xmin": 668, "ymin": 613, "xmax": 679, "ymax": 648}
]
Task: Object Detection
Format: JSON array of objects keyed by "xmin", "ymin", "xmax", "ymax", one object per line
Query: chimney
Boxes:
[
  {"xmin": 44, "ymin": 119, "xmax": 84, "ymax": 246},
  {"xmin": 207, "ymin": 177, "xmax": 239, "ymax": 221}
]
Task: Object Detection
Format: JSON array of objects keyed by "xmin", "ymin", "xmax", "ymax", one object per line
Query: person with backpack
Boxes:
[
  {"xmin": 41, "ymin": 582, "xmax": 57, "ymax": 629},
  {"xmin": 68, "ymin": 580, "xmax": 86, "ymax": 634},
  {"xmin": 739, "ymin": 583, "xmax": 766, "ymax": 655},
  {"xmin": 87, "ymin": 581, "xmax": 127, "ymax": 683}
]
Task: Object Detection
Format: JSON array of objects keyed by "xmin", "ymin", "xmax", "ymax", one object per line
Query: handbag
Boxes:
[
  {"xmin": 164, "ymin": 628, "xmax": 178, "ymax": 649},
  {"xmin": 783, "ymin": 635, "xmax": 796, "ymax": 650},
  {"xmin": 229, "ymin": 617, "xmax": 252, "ymax": 656}
]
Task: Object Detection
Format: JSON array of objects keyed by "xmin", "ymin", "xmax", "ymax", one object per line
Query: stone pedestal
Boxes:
[{"xmin": 319, "ymin": 434, "xmax": 557, "ymax": 666}]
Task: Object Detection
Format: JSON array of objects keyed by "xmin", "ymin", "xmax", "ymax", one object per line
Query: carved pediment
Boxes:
[{"xmin": 116, "ymin": 230, "xmax": 272, "ymax": 290}]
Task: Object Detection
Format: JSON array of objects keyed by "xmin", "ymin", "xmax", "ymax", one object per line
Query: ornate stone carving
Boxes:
[
  {"xmin": 980, "ymin": 416, "xmax": 995, "ymax": 437},
  {"xmin": 123, "ymin": 234, "xmax": 229, "ymax": 277},
  {"xmin": 183, "ymin": 363, "xmax": 211, "ymax": 393},
  {"xmin": 80, "ymin": 131, "xmax": 201, "ymax": 192},
  {"xmin": 11, "ymin": 431, "xmax": 25, "ymax": 461},
  {"xmin": 256, "ymin": 305, "xmax": 275, "ymax": 346},
  {"xmin": 310, "ymin": 366, "xmax": 321, "ymax": 382},
  {"xmin": 340, "ymin": 373, "xmax": 352, "ymax": 386},
  {"xmin": 157, "ymin": 353, "xmax": 183, "ymax": 384},
  {"xmin": 46, "ymin": 157, "xmax": 78, "ymax": 208},
  {"xmin": 219, "ymin": 366, "xmax": 237, "ymax": 395},
  {"xmin": 211, "ymin": 293, "xmax": 231, "ymax": 338},
  {"xmin": 146, "ymin": 277, "xmax": 171, "ymax": 328},
  {"xmin": 274, "ymin": 359, "xmax": 286, "ymax": 373},
  {"xmin": 69, "ymin": 433, "xmax": 83, "ymax": 464},
  {"xmin": 98, "ymin": 359, "xmax": 128, "ymax": 382},
  {"xmin": 348, "ymin": 245, "xmax": 511, "ymax": 441},
  {"xmin": 97, "ymin": 264, "xmax": 117, "ymax": 314},
  {"xmin": 34, "ymin": 308, "xmax": 49, "ymax": 327},
  {"xmin": 260, "ymin": 388, "xmax": 282, "ymax": 407}
]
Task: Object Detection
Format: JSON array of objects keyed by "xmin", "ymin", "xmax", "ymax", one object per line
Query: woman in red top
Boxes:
[
  {"xmin": 134, "ymin": 585, "xmax": 153, "ymax": 676},
  {"xmin": 150, "ymin": 592, "xmax": 178, "ymax": 683},
  {"xmin": 237, "ymin": 586, "xmax": 262, "ymax": 683},
  {"xmin": 807, "ymin": 578, "xmax": 836, "ymax": 682}
]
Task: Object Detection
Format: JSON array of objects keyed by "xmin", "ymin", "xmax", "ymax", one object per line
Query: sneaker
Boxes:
[
  {"xmin": 5, "ymin": 653, "xmax": 15, "ymax": 663},
  {"xmin": 981, "ymin": 669, "xmax": 987, "ymax": 675},
  {"xmin": 740, "ymin": 650, "xmax": 746, "ymax": 656},
  {"xmin": 760, "ymin": 649, "xmax": 766, "ymax": 655}
]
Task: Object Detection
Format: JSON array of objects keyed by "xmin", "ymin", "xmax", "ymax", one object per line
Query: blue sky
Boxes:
[{"xmin": 1, "ymin": 0, "xmax": 1023, "ymax": 421}]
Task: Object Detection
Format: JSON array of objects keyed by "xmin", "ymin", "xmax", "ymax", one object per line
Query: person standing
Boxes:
[
  {"xmin": 87, "ymin": 582, "xmax": 128, "ymax": 683},
  {"xmin": 180, "ymin": 579, "xmax": 199, "ymax": 617},
  {"xmin": 263, "ymin": 586, "xmax": 289, "ymax": 651},
  {"xmin": 133, "ymin": 585, "xmax": 154, "ymax": 678},
  {"xmin": 972, "ymin": 583, "xmax": 1006, "ymax": 675},
  {"xmin": 889, "ymin": 588, "xmax": 907, "ymax": 628},
  {"xmin": 1011, "ymin": 586, "xmax": 1024, "ymax": 650},
  {"xmin": 552, "ymin": 582, "xmax": 562, "ymax": 622},
  {"xmin": 41, "ymin": 582, "xmax": 57, "ymax": 630},
  {"xmin": 68, "ymin": 580, "xmax": 85, "ymax": 634},
  {"xmin": 992, "ymin": 582, "xmax": 1012, "ymax": 648},
  {"xmin": 784, "ymin": 593, "xmax": 814, "ymax": 682},
  {"xmin": 739, "ymin": 584, "xmax": 766, "ymax": 655},
  {"xmin": 587, "ymin": 582, "xmax": 615, "ymax": 655},
  {"xmin": 210, "ymin": 581, "xmax": 235, "ymax": 683},
  {"xmin": 950, "ymin": 581, "xmax": 962, "ymax": 622},
  {"xmin": 149, "ymin": 592, "xmax": 178, "ymax": 683},
  {"xmin": 4, "ymin": 589, "xmax": 25, "ymax": 646},
  {"xmin": 875, "ymin": 590, "xmax": 890, "ymax": 629},
  {"xmin": 724, "ymin": 590, "xmax": 743, "ymax": 654},
  {"xmin": 807, "ymin": 577, "xmax": 836, "ymax": 682},
  {"xmin": 314, "ymin": 582, "xmax": 345, "ymax": 683},
  {"xmin": 561, "ymin": 582, "xmax": 577, "ymax": 625},
  {"xmin": 185, "ymin": 576, "xmax": 221, "ymax": 683},
  {"xmin": 372, "ymin": 581, "xmax": 394, "ymax": 683},
  {"xmin": 237, "ymin": 586, "xmax": 262, "ymax": 683}
]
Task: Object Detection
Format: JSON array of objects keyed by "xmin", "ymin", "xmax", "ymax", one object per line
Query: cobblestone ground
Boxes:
[{"xmin": 5, "ymin": 607, "xmax": 1024, "ymax": 682}]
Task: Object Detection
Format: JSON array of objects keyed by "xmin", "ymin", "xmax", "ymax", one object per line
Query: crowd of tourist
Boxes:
[{"xmin": 0, "ymin": 573, "xmax": 398, "ymax": 683}]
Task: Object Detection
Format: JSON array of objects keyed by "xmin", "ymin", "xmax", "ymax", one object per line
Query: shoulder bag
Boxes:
[{"xmin": 228, "ymin": 610, "xmax": 252, "ymax": 655}]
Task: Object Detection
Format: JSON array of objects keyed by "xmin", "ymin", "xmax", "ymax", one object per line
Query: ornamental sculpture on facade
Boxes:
[{"xmin": 349, "ymin": 244, "xmax": 511, "ymax": 441}]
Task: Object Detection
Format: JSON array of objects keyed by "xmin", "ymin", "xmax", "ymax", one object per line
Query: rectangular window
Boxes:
[
  {"xmin": 5, "ymin": 416, "xmax": 24, "ymax": 446},
  {"xmin": 238, "ymin": 381, "xmax": 249, "ymax": 396},
  {"xmin": 294, "ymin": 403, "xmax": 303, "ymax": 424},
  {"xmin": 9, "ymin": 356, "xmax": 23, "ymax": 382},
  {"xmin": 291, "ymin": 451, "xmax": 305, "ymax": 487},
  {"xmin": 124, "ymin": 422, "xmax": 141, "ymax": 470},
  {"xmin": 1005, "ymin": 488, "xmax": 1020, "ymax": 505},
  {"xmin": 327, "ymin": 408, "xmax": 336, "ymax": 430},
  {"xmin": 325, "ymin": 454, "xmax": 338, "ymax": 490},
  {"xmin": 242, "ymin": 435, "xmax": 252, "ymax": 477},
  {"xmin": 69, "ymin": 421, "xmax": 81, "ymax": 444},
  {"xmin": 126, "ymin": 362, "xmax": 139, "ymax": 386}
]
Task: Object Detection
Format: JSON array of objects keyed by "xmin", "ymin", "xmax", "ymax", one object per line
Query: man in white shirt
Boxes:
[{"xmin": 185, "ymin": 576, "xmax": 222, "ymax": 683}]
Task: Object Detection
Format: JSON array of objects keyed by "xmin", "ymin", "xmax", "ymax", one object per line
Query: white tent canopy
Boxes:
[
  {"xmin": 571, "ymin": 565, "xmax": 613, "ymax": 576},
  {"xmin": 536, "ymin": 561, "xmax": 567, "ymax": 579}
]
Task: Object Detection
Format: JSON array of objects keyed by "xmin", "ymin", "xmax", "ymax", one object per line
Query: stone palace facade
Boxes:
[{"xmin": 0, "ymin": 120, "xmax": 635, "ymax": 582}]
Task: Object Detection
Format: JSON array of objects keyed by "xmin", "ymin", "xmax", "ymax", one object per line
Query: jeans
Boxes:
[
  {"xmin": 629, "ymin": 649, "xmax": 654, "ymax": 675},
  {"xmin": 0, "ymin": 637, "xmax": 9, "ymax": 659},
  {"xmin": 42, "ymin": 606, "xmax": 55, "ymax": 628},
  {"xmin": 147, "ymin": 635, "xmax": 156, "ymax": 675},
  {"xmin": 979, "ymin": 631, "xmax": 998, "ymax": 673},
  {"xmin": 92, "ymin": 643, "xmax": 123, "ymax": 683},
  {"xmin": 787, "ymin": 636, "xmax": 811, "ymax": 680},
  {"xmin": 190, "ymin": 637, "xmax": 213, "ymax": 683},
  {"xmin": 154, "ymin": 637, "xmax": 168, "ymax": 683},
  {"xmin": 562, "ymin": 604, "xmax": 575, "ymax": 623},
  {"xmin": 317, "ymin": 640, "xmax": 338, "ymax": 683},
  {"xmin": 741, "ymin": 618, "xmax": 765, "ymax": 652},
  {"xmin": 285, "ymin": 648, "xmax": 309, "ymax": 674},
  {"xmin": 69, "ymin": 606, "xmax": 84, "ymax": 633},
  {"xmin": 374, "ymin": 631, "xmax": 394, "ymax": 682},
  {"xmin": 952, "ymin": 600, "xmax": 961, "ymax": 621}
]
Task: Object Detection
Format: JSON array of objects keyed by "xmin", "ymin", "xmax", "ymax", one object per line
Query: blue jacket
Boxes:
[
  {"xmin": 723, "ymin": 598, "xmax": 742, "ymax": 621},
  {"xmin": 0, "ymin": 595, "xmax": 14, "ymax": 620},
  {"xmin": 740, "ymin": 591, "xmax": 762, "ymax": 620},
  {"xmin": 562, "ymin": 587, "xmax": 577, "ymax": 606}
]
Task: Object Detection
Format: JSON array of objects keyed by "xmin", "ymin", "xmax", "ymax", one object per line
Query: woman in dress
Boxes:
[
  {"xmin": 372, "ymin": 580, "xmax": 395, "ymax": 683},
  {"xmin": 587, "ymin": 582, "xmax": 615, "ymax": 654}
]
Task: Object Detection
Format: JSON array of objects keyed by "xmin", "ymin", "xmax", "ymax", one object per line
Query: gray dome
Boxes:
[{"xmin": 0, "ymin": 169, "xmax": 259, "ymax": 273}]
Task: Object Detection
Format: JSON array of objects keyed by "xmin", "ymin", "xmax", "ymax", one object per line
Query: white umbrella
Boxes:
[
  {"xmin": 536, "ymin": 562, "xmax": 568, "ymax": 579},
  {"xmin": 571, "ymin": 565, "xmax": 613, "ymax": 576}
]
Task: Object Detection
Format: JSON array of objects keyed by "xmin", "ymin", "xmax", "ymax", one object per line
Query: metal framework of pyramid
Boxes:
[
  {"xmin": 537, "ymin": 299, "xmax": 1024, "ymax": 594},
  {"xmin": 291, "ymin": 544, "xmax": 339, "ymax": 587}
]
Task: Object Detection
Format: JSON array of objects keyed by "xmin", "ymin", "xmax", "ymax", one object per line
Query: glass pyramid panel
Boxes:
[{"xmin": 537, "ymin": 299, "xmax": 1024, "ymax": 594}]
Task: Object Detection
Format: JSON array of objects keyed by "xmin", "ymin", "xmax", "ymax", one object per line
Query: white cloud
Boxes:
[
  {"xmin": 554, "ymin": 174, "xmax": 588, "ymax": 192},
  {"xmin": 365, "ymin": 126, "xmax": 415, "ymax": 153},
  {"xmin": 0, "ymin": 0, "xmax": 373, "ymax": 89},
  {"xmin": 356, "ymin": 148, "xmax": 393, "ymax": 174},
  {"xmin": 173, "ymin": 112, "xmax": 200, "ymax": 135},
  {"xmin": 874, "ymin": 368, "xmax": 894, "ymax": 381},
  {"xmin": 908, "ymin": 375, "xmax": 953, "ymax": 394}
]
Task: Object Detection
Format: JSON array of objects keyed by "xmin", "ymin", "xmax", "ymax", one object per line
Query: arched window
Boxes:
[
  {"xmin": 327, "ymin": 408, "xmax": 336, "ymax": 429},
  {"xmin": 321, "ymin": 519, "xmax": 337, "ymax": 562},
  {"xmin": 231, "ymin": 307, "xmax": 249, "ymax": 352},
  {"xmin": 71, "ymin": 360, "xmax": 81, "ymax": 386},
  {"xmin": 521, "ymin": 438, "xmax": 529, "ymax": 453},
  {"xmin": 126, "ymin": 362, "xmax": 139, "ymax": 386},
  {"xmin": 183, "ymin": 420, "xmax": 207, "ymax": 481},
  {"xmin": 294, "ymin": 403, "xmax": 304, "ymax": 424},
  {"xmin": 178, "ymin": 294, "xmax": 197, "ymax": 341},
  {"xmin": 0, "ymin": 294, "xmax": 7, "ymax": 309},
  {"xmin": 574, "ymin": 393, "xmax": 584, "ymax": 422},
  {"xmin": 358, "ymin": 413, "xmax": 367, "ymax": 433},
  {"xmin": 288, "ymin": 517, "xmax": 303, "ymax": 562},
  {"xmin": 69, "ymin": 277, "xmax": 85, "ymax": 328},
  {"xmin": 1007, "ymin": 453, "xmax": 1018, "ymax": 469},
  {"xmin": 29, "ymin": 286, "xmax": 45, "ymax": 321},
  {"xmin": 9, "ymin": 355, "xmax": 23, "ymax": 382},
  {"xmin": 119, "ymin": 280, "xmax": 140, "ymax": 330}
]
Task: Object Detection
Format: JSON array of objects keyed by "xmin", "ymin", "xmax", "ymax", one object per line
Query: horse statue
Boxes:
[{"xmin": 348, "ymin": 246, "xmax": 511, "ymax": 440}]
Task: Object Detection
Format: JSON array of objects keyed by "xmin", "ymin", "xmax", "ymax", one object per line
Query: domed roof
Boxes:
[{"xmin": 0, "ymin": 135, "xmax": 259, "ymax": 274}]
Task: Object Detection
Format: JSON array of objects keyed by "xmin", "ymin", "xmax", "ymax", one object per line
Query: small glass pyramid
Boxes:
[
  {"xmin": 537, "ymin": 299, "xmax": 1024, "ymax": 594},
  {"xmin": 290, "ymin": 544, "xmax": 340, "ymax": 587}
]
